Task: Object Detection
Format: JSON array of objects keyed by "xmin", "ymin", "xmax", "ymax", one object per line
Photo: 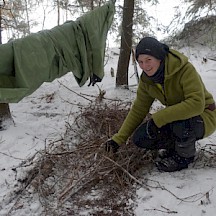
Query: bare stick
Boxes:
[
  {"xmin": 58, "ymin": 81, "xmax": 93, "ymax": 102},
  {"xmin": 102, "ymin": 155, "xmax": 150, "ymax": 191}
]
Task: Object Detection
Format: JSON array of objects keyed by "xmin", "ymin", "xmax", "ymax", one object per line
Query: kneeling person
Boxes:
[{"xmin": 106, "ymin": 37, "xmax": 216, "ymax": 172}]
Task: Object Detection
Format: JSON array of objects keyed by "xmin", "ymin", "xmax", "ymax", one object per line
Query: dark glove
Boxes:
[
  {"xmin": 105, "ymin": 139, "xmax": 120, "ymax": 153},
  {"xmin": 88, "ymin": 74, "xmax": 102, "ymax": 86},
  {"xmin": 146, "ymin": 119, "xmax": 158, "ymax": 139}
]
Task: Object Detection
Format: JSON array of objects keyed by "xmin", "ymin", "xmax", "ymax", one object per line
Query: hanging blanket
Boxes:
[{"xmin": 0, "ymin": 1, "xmax": 115, "ymax": 103}]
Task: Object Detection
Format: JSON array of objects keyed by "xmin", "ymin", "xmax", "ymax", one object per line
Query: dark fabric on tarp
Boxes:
[{"xmin": 0, "ymin": 1, "xmax": 115, "ymax": 103}]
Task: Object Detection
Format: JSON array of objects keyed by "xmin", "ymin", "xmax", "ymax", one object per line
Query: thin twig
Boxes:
[
  {"xmin": 58, "ymin": 81, "xmax": 93, "ymax": 102},
  {"xmin": 0, "ymin": 151, "xmax": 24, "ymax": 160},
  {"xmin": 143, "ymin": 207, "xmax": 178, "ymax": 214},
  {"xmin": 103, "ymin": 155, "xmax": 150, "ymax": 191}
]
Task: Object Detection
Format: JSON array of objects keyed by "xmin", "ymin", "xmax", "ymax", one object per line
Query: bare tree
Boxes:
[
  {"xmin": 23, "ymin": 0, "xmax": 30, "ymax": 34},
  {"xmin": 76, "ymin": 0, "xmax": 107, "ymax": 11},
  {"xmin": 116, "ymin": 0, "xmax": 134, "ymax": 88},
  {"xmin": 56, "ymin": 0, "xmax": 60, "ymax": 25},
  {"xmin": 1, "ymin": 0, "xmax": 41, "ymax": 39}
]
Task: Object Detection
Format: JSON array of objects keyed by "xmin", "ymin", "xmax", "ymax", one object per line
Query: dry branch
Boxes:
[{"xmin": 18, "ymin": 101, "xmax": 153, "ymax": 215}]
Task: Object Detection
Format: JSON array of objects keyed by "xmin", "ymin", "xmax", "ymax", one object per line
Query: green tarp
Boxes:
[{"xmin": 0, "ymin": 1, "xmax": 115, "ymax": 103}]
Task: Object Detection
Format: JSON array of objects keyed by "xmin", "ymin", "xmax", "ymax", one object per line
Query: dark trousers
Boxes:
[{"xmin": 132, "ymin": 116, "xmax": 205, "ymax": 158}]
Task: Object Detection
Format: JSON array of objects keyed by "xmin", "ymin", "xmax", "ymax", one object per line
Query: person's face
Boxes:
[{"xmin": 137, "ymin": 54, "xmax": 161, "ymax": 76}]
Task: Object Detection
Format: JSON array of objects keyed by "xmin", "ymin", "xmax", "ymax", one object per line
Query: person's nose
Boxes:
[{"xmin": 142, "ymin": 62, "xmax": 149, "ymax": 70}]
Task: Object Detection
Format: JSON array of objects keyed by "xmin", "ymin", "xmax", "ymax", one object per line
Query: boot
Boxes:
[
  {"xmin": 156, "ymin": 153, "xmax": 194, "ymax": 172},
  {"xmin": 158, "ymin": 148, "xmax": 175, "ymax": 159}
]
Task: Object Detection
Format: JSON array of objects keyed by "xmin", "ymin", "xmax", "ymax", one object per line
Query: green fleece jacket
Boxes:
[{"xmin": 112, "ymin": 49, "xmax": 216, "ymax": 144}]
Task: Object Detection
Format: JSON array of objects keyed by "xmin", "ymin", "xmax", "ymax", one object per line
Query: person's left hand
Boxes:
[{"xmin": 146, "ymin": 119, "xmax": 159, "ymax": 139}]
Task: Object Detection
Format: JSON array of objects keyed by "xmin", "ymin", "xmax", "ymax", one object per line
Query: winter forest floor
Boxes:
[{"xmin": 0, "ymin": 46, "xmax": 216, "ymax": 215}]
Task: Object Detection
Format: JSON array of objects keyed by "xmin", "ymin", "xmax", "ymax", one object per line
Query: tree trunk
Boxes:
[
  {"xmin": 116, "ymin": 0, "xmax": 134, "ymax": 88},
  {"xmin": 0, "ymin": 103, "xmax": 14, "ymax": 130},
  {"xmin": 24, "ymin": 0, "xmax": 31, "ymax": 35},
  {"xmin": 0, "ymin": 5, "xmax": 14, "ymax": 130},
  {"xmin": 90, "ymin": 0, "xmax": 94, "ymax": 10},
  {"xmin": 57, "ymin": 0, "xmax": 60, "ymax": 25}
]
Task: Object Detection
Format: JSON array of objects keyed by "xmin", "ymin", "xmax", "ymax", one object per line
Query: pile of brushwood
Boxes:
[
  {"xmin": 9, "ymin": 100, "xmax": 155, "ymax": 215},
  {"xmin": 7, "ymin": 99, "xmax": 216, "ymax": 215}
]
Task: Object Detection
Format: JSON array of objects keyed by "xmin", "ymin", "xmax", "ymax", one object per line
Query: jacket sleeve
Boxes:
[
  {"xmin": 112, "ymin": 77, "xmax": 154, "ymax": 144},
  {"xmin": 152, "ymin": 63, "xmax": 205, "ymax": 127}
]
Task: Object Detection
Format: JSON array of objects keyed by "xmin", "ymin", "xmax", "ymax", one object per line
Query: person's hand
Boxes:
[
  {"xmin": 146, "ymin": 119, "xmax": 158, "ymax": 139},
  {"xmin": 105, "ymin": 139, "xmax": 120, "ymax": 153}
]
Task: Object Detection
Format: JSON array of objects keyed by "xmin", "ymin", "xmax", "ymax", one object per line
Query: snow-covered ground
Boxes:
[{"xmin": 0, "ymin": 45, "xmax": 216, "ymax": 215}]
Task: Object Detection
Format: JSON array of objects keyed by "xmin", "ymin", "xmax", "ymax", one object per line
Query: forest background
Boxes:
[{"xmin": 1, "ymin": 0, "xmax": 216, "ymax": 124}]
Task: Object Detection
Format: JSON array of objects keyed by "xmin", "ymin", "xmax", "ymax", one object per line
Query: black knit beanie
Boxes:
[{"xmin": 135, "ymin": 37, "xmax": 169, "ymax": 61}]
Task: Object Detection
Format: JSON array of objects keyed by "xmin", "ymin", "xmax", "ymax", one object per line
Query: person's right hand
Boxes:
[
  {"xmin": 105, "ymin": 139, "xmax": 120, "ymax": 153},
  {"xmin": 146, "ymin": 119, "xmax": 158, "ymax": 139}
]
